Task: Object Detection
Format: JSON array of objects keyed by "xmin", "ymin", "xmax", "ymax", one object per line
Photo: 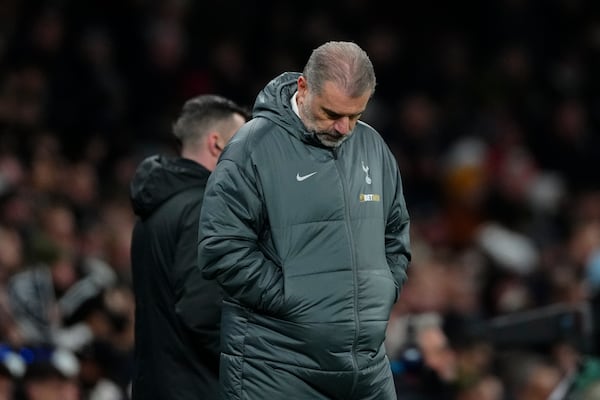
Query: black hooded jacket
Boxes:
[{"xmin": 130, "ymin": 154, "xmax": 221, "ymax": 400}]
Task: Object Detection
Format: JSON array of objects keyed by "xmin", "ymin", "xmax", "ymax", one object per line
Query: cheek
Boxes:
[{"xmin": 311, "ymin": 110, "xmax": 335, "ymax": 128}]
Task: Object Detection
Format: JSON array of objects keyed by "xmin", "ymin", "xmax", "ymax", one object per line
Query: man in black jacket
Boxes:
[{"xmin": 129, "ymin": 95, "xmax": 249, "ymax": 400}]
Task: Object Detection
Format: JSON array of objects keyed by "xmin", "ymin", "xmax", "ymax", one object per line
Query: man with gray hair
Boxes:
[
  {"xmin": 129, "ymin": 94, "xmax": 249, "ymax": 399},
  {"xmin": 198, "ymin": 41, "xmax": 412, "ymax": 399}
]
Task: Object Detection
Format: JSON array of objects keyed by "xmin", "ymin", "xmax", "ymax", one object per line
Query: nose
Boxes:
[{"xmin": 333, "ymin": 116, "xmax": 352, "ymax": 135}]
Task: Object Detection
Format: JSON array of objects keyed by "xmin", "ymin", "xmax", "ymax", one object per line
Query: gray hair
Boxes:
[
  {"xmin": 172, "ymin": 94, "xmax": 250, "ymax": 145},
  {"xmin": 302, "ymin": 41, "xmax": 376, "ymax": 98}
]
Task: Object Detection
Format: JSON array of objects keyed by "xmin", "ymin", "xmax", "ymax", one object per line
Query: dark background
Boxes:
[{"xmin": 1, "ymin": 0, "xmax": 600, "ymax": 398}]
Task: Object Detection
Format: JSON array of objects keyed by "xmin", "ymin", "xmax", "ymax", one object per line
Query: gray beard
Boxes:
[{"xmin": 314, "ymin": 131, "xmax": 351, "ymax": 148}]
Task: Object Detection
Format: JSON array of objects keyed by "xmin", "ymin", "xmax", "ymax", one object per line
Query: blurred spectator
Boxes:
[
  {"xmin": 456, "ymin": 374, "xmax": 504, "ymax": 400},
  {"xmin": 388, "ymin": 313, "xmax": 459, "ymax": 399},
  {"xmin": 0, "ymin": 223, "xmax": 23, "ymax": 281},
  {"xmin": 534, "ymin": 99, "xmax": 600, "ymax": 193},
  {"xmin": 497, "ymin": 351, "xmax": 563, "ymax": 400},
  {"xmin": 0, "ymin": 223, "xmax": 25, "ymax": 345},
  {"xmin": 6, "ymin": 207, "xmax": 117, "ymax": 350},
  {"xmin": 77, "ymin": 340, "xmax": 127, "ymax": 400},
  {"xmin": 0, "ymin": 344, "xmax": 25, "ymax": 400},
  {"xmin": 97, "ymin": 199, "xmax": 136, "ymax": 281},
  {"xmin": 15, "ymin": 345, "xmax": 80, "ymax": 400},
  {"xmin": 392, "ymin": 93, "xmax": 444, "ymax": 212}
]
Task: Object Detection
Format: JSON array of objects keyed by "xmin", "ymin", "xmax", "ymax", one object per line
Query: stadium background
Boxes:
[{"xmin": 1, "ymin": 0, "xmax": 599, "ymax": 399}]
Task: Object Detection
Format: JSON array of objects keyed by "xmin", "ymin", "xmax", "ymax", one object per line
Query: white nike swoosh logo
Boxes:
[{"xmin": 296, "ymin": 172, "xmax": 317, "ymax": 181}]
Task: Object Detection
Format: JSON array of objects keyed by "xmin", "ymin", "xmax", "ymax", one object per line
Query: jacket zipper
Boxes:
[{"xmin": 333, "ymin": 151, "xmax": 360, "ymax": 394}]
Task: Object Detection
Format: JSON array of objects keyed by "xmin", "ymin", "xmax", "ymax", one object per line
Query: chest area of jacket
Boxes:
[{"xmin": 255, "ymin": 145, "xmax": 385, "ymax": 226}]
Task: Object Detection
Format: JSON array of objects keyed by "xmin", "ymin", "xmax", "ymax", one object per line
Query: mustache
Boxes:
[{"xmin": 316, "ymin": 131, "xmax": 343, "ymax": 140}]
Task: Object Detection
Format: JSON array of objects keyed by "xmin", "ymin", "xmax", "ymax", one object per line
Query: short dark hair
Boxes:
[{"xmin": 172, "ymin": 94, "xmax": 250, "ymax": 145}]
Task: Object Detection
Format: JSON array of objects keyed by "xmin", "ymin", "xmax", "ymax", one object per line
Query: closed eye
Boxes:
[{"xmin": 323, "ymin": 107, "xmax": 363, "ymax": 121}]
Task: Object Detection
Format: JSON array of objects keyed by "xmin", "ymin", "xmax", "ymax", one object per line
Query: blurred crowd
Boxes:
[{"xmin": 1, "ymin": 0, "xmax": 600, "ymax": 399}]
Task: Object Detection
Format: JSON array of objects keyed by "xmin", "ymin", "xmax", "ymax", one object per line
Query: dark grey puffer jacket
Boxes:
[{"xmin": 198, "ymin": 72, "xmax": 412, "ymax": 400}]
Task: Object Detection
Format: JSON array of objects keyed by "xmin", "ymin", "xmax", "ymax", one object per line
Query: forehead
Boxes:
[{"xmin": 315, "ymin": 81, "xmax": 371, "ymax": 116}]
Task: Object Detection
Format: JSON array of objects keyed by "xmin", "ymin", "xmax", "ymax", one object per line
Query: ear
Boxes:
[
  {"xmin": 297, "ymin": 76, "xmax": 307, "ymax": 93},
  {"xmin": 207, "ymin": 131, "xmax": 221, "ymax": 157},
  {"xmin": 296, "ymin": 76, "xmax": 308, "ymax": 109}
]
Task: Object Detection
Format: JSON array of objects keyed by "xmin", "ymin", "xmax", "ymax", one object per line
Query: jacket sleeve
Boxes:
[
  {"xmin": 173, "ymin": 196, "xmax": 221, "ymax": 354},
  {"xmin": 197, "ymin": 158, "xmax": 284, "ymax": 313},
  {"xmin": 385, "ymin": 158, "xmax": 412, "ymax": 290}
]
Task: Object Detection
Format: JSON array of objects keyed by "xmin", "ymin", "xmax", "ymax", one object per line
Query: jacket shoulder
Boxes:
[{"xmin": 221, "ymin": 117, "xmax": 277, "ymax": 161}]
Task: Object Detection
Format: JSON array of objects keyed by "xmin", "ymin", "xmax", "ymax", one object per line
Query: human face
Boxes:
[{"xmin": 296, "ymin": 76, "xmax": 371, "ymax": 147}]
